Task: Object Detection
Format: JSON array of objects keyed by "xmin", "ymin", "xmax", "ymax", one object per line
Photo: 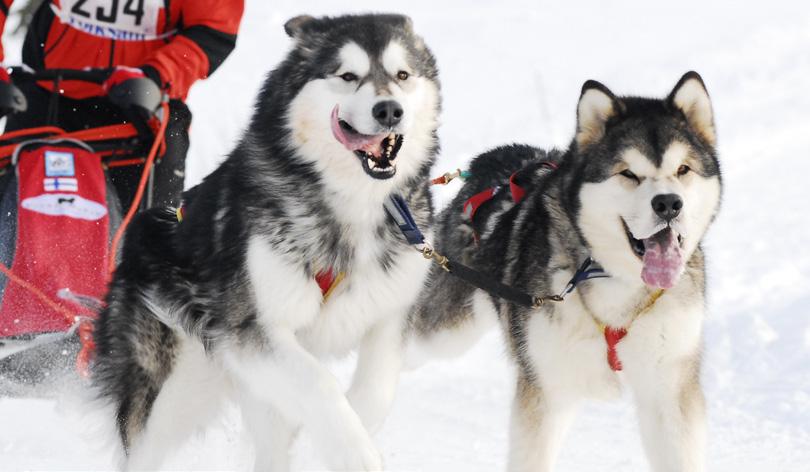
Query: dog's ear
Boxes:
[
  {"xmin": 668, "ymin": 71, "xmax": 716, "ymax": 147},
  {"xmin": 576, "ymin": 80, "xmax": 623, "ymax": 150},
  {"xmin": 284, "ymin": 15, "xmax": 316, "ymax": 39},
  {"xmin": 401, "ymin": 15, "xmax": 414, "ymax": 33}
]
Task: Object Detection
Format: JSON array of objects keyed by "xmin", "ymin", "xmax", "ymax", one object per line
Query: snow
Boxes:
[{"xmin": 2, "ymin": 0, "xmax": 810, "ymax": 470}]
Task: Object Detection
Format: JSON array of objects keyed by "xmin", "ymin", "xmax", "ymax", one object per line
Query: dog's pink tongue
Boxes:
[
  {"xmin": 330, "ymin": 105, "xmax": 385, "ymax": 157},
  {"xmin": 641, "ymin": 229, "xmax": 684, "ymax": 289}
]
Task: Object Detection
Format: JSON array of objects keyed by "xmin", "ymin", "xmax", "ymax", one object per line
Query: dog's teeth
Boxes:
[{"xmin": 367, "ymin": 157, "xmax": 376, "ymax": 169}]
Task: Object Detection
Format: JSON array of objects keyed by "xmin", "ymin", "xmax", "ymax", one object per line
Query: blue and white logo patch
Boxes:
[{"xmin": 45, "ymin": 151, "xmax": 75, "ymax": 177}]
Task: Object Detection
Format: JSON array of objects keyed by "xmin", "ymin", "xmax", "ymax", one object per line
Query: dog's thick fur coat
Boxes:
[
  {"xmin": 93, "ymin": 14, "xmax": 441, "ymax": 471},
  {"xmin": 410, "ymin": 72, "xmax": 721, "ymax": 472}
]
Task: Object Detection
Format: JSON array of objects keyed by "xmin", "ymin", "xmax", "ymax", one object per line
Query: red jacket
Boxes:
[{"xmin": 0, "ymin": 0, "xmax": 243, "ymax": 100}]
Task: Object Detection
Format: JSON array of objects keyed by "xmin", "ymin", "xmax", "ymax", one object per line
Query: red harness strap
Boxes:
[
  {"xmin": 604, "ymin": 326, "xmax": 628, "ymax": 371},
  {"xmin": 599, "ymin": 289, "xmax": 664, "ymax": 371},
  {"xmin": 315, "ymin": 270, "xmax": 337, "ymax": 296},
  {"xmin": 463, "ymin": 169, "xmax": 535, "ymax": 224},
  {"xmin": 509, "ymin": 172, "xmax": 527, "ymax": 203},
  {"xmin": 462, "ymin": 172, "xmax": 527, "ymax": 243},
  {"xmin": 315, "ymin": 268, "xmax": 344, "ymax": 302},
  {"xmin": 463, "ymin": 187, "xmax": 498, "ymax": 221}
]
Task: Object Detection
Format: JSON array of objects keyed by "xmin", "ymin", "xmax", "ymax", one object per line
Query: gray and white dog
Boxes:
[
  {"xmin": 410, "ymin": 72, "xmax": 721, "ymax": 471},
  {"xmin": 92, "ymin": 14, "xmax": 440, "ymax": 471}
]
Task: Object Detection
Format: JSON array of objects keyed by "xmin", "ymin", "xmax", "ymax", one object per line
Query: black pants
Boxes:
[{"xmin": 4, "ymin": 82, "xmax": 191, "ymax": 209}]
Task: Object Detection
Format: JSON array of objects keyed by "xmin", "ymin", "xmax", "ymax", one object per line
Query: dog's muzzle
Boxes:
[{"xmin": 330, "ymin": 105, "xmax": 404, "ymax": 180}]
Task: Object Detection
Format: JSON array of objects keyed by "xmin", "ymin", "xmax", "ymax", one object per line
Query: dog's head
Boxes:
[
  {"xmin": 278, "ymin": 14, "xmax": 440, "ymax": 185},
  {"xmin": 571, "ymin": 72, "xmax": 721, "ymax": 289}
]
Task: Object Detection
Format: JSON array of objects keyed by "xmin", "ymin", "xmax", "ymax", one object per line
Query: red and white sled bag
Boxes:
[{"xmin": 0, "ymin": 140, "xmax": 111, "ymax": 337}]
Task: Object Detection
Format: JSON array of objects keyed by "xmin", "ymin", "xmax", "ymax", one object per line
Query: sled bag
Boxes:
[{"xmin": 0, "ymin": 140, "xmax": 111, "ymax": 337}]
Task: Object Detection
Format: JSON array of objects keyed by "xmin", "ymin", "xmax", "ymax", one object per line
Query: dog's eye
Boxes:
[
  {"xmin": 397, "ymin": 70, "xmax": 410, "ymax": 81},
  {"xmin": 677, "ymin": 164, "xmax": 691, "ymax": 176},
  {"xmin": 619, "ymin": 169, "xmax": 640, "ymax": 183},
  {"xmin": 339, "ymin": 72, "xmax": 358, "ymax": 82}
]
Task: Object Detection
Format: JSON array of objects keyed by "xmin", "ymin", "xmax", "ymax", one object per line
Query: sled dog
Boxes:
[
  {"xmin": 410, "ymin": 72, "xmax": 720, "ymax": 471},
  {"xmin": 93, "ymin": 14, "xmax": 440, "ymax": 470}
]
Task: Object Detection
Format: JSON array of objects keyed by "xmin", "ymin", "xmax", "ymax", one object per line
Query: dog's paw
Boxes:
[
  {"xmin": 346, "ymin": 386, "xmax": 393, "ymax": 435},
  {"xmin": 324, "ymin": 431, "xmax": 383, "ymax": 471},
  {"xmin": 312, "ymin": 414, "xmax": 383, "ymax": 471}
]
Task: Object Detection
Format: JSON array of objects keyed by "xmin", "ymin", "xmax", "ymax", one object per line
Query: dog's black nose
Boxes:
[
  {"xmin": 372, "ymin": 100, "xmax": 403, "ymax": 128},
  {"xmin": 651, "ymin": 193, "xmax": 683, "ymax": 221}
]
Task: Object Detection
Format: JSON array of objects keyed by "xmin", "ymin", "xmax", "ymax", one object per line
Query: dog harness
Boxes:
[
  {"xmin": 592, "ymin": 289, "xmax": 665, "ymax": 371},
  {"xmin": 462, "ymin": 163, "xmax": 557, "ymax": 226}
]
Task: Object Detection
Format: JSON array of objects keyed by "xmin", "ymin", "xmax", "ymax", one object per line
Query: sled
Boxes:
[{"xmin": 0, "ymin": 67, "xmax": 168, "ymax": 396}]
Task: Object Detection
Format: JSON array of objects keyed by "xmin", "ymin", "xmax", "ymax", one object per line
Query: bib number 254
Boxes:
[{"xmin": 70, "ymin": 0, "xmax": 146, "ymax": 26}]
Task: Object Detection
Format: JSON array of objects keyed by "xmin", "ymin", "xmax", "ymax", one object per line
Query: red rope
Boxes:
[
  {"xmin": 0, "ymin": 261, "xmax": 78, "ymax": 326},
  {"xmin": 107, "ymin": 102, "xmax": 170, "ymax": 274},
  {"xmin": 74, "ymin": 102, "xmax": 170, "ymax": 377}
]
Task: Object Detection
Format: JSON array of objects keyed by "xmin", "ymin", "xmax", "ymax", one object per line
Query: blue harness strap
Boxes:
[
  {"xmin": 561, "ymin": 257, "xmax": 610, "ymax": 296},
  {"xmin": 384, "ymin": 195, "xmax": 425, "ymax": 246}
]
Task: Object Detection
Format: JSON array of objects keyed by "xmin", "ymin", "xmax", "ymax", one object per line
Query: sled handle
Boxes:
[{"xmin": 7, "ymin": 67, "xmax": 109, "ymax": 85}]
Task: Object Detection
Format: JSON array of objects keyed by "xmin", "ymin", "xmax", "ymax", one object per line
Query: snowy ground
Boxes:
[{"xmin": 2, "ymin": 0, "xmax": 810, "ymax": 470}]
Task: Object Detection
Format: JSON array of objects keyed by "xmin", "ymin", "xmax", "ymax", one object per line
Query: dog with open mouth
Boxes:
[
  {"xmin": 92, "ymin": 14, "xmax": 440, "ymax": 471},
  {"xmin": 331, "ymin": 105, "xmax": 404, "ymax": 179},
  {"xmin": 408, "ymin": 72, "xmax": 721, "ymax": 471}
]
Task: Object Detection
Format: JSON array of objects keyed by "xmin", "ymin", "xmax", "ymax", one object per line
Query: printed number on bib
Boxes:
[{"xmin": 53, "ymin": 0, "xmax": 170, "ymax": 41}]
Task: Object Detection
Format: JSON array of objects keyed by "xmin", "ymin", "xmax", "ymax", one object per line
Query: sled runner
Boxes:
[{"xmin": 0, "ymin": 67, "xmax": 168, "ymax": 395}]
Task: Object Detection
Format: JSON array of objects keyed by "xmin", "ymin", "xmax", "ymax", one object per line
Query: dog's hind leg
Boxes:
[
  {"xmin": 223, "ymin": 329, "xmax": 382, "ymax": 471},
  {"xmin": 238, "ymin": 391, "xmax": 298, "ymax": 472},
  {"xmin": 124, "ymin": 338, "xmax": 226, "ymax": 471},
  {"xmin": 507, "ymin": 376, "xmax": 578, "ymax": 472}
]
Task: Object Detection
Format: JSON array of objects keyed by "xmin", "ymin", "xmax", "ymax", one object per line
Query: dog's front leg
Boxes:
[
  {"xmin": 238, "ymin": 389, "xmax": 298, "ymax": 472},
  {"xmin": 507, "ymin": 375, "xmax": 578, "ymax": 472},
  {"xmin": 632, "ymin": 357, "xmax": 706, "ymax": 472},
  {"xmin": 347, "ymin": 314, "xmax": 406, "ymax": 434},
  {"xmin": 224, "ymin": 329, "xmax": 382, "ymax": 471}
]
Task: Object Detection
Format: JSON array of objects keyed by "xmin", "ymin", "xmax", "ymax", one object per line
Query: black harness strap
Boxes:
[
  {"xmin": 444, "ymin": 258, "xmax": 537, "ymax": 308},
  {"xmin": 385, "ymin": 187, "xmax": 609, "ymax": 310}
]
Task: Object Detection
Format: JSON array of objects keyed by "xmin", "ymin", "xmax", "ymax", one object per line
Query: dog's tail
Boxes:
[
  {"xmin": 405, "ymin": 145, "xmax": 563, "ymax": 367},
  {"xmin": 404, "ymin": 275, "xmax": 499, "ymax": 369},
  {"xmin": 92, "ymin": 206, "xmax": 185, "ymax": 455}
]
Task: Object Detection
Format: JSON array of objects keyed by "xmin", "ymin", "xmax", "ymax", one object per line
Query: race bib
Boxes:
[{"xmin": 52, "ymin": 0, "xmax": 171, "ymax": 41}]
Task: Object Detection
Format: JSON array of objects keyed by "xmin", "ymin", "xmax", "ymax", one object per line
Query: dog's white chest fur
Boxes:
[
  {"xmin": 247, "ymin": 229, "xmax": 429, "ymax": 358},
  {"xmin": 524, "ymin": 269, "xmax": 705, "ymax": 400},
  {"xmin": 300, "ymin": 243, "xmax": 429, "ymax": 356}
]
